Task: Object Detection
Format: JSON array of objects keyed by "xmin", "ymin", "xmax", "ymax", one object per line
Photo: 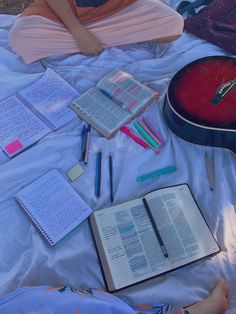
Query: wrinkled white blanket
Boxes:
[{"xmin": 1, "ymin": 1, "xmax": 236, "ymax": 309}]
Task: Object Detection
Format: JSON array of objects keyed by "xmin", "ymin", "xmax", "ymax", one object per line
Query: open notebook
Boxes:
[
  {"xmin": 0, "ymin": 68, "xmax": 79, "ymax": 157},
  {"xmin": 15, "ymin": 169, "xmax": 92, "ymax": 247}
]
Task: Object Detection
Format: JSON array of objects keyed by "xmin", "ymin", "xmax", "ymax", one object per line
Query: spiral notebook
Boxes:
[
  {"xmin": 15, "ymin": 169, "xmax": 93, "ymax": 247},
  {"xmin": 0, "ymin": 68, "xmax": 79, "ymax": 158}
]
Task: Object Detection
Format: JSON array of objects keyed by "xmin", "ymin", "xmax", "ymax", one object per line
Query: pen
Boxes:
[
  {"xmin": 80, "ymin": 126, "xmax": 87, "ymax": 162},
  {"xmin": 120, "ymin": 126, "xmax": 148, "ymax": 148},
  {"xmin": 84, "ymin": 125, "xmax": 91, "ymax": 164},
  {"xmin": 204, "ymin": 152, "xmax": 214, "ymax": 191},
  {"xmin": 134, "ymin": 121, "xmax": 159, "ymax": 149},
  {"xmin": 142, "ymin": 198, "xmax": 168, "ymax": 258},
  {"xmin": 134, "ymin": 120, "xmax": 161, "ymax": 152},
  {"xmin": 136, "ymin": 165, "xmax": 177, "ymax": 182},
  {"xmin": 131, "ymin": 127, "xmax": 160, "ymax": 154},
  {"xmin": 95, "ymin": 149, "xmax": 102, "ymax": 198},
  {"xmin": 109, "ymin": 153, "xmax": 114, "ymax": 203},
  {"xmin": 142, "ymin": 117, "xmax": 163, "ymax": 146}
]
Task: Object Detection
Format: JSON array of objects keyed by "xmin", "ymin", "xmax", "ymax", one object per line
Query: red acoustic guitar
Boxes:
[{"xmin": 164, "ymin": 56, "xmax": 236, "ymax": 153}]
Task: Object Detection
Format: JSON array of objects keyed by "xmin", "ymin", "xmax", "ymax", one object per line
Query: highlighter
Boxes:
[{"xmin": 136, "ymin": 166, "xmax": 177, "ymax": 182}]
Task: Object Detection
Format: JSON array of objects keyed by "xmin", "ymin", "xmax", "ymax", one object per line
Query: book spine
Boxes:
[
  {"xmin": 15, "ymin": 196, "xmax": 54, "ymax": 247},
  {"xmin": 17, "ymin": 94, "xmax": 56, "ymax": 130},
  {"xmin": 69, "ymin": 104, "xmax": 112, "ymax": 138}
]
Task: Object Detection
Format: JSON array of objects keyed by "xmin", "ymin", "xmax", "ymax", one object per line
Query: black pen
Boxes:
[
  {"xmin": 142, "ymin": 198, "xmax": 168, "ymax": 258},
  {"xmin": 95, "ymin": 149, "xmax": 102, "ymax": 198},
  {"xmin": 109, "ymin": 153, "xmax": 114, "ymax": 203}
]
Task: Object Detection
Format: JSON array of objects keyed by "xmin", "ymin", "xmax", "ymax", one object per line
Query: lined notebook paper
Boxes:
[{"xmin": 15, "ymin": 169, "xmax": 92, "ymax": 247}]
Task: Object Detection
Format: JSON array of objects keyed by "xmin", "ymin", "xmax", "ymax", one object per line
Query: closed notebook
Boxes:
[{"xmin": 15, "ymin": 169, "xmax": 92, "ymax": 247}]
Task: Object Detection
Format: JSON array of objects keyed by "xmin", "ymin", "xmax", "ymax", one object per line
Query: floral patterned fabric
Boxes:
[
  {"xmin": 0, "ymin": 286, "xmax": 187, "ymax": 314},
  {"xmin": 1, "ymin": 285, "xmax": 235, "ymax": 313}
]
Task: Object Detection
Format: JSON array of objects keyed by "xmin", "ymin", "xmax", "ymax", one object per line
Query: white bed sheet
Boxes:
[{"xmin": 1, "ymin": 1, "xmax": 236, "ymax": 309}]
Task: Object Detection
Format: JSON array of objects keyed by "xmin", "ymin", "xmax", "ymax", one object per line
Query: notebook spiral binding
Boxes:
[
  {"xmin": 17, "ymin": 94, "xmax": 57, "ymax": 131},
  {"xmin": 15, "ymin": 196, "xmax": 54, "ymax": 247}
]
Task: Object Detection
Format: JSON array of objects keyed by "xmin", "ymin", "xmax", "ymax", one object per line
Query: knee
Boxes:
[
  {"xmin": 152, "ymin": 11, "xmax": 184, "ymax": 44},
  {"xmin": 171, "ymin": 11, "xmax": 184, "ymax": 36},
  {"xmin": 9, "ymin": 21, "xmax": 23, "ymax": 53}
]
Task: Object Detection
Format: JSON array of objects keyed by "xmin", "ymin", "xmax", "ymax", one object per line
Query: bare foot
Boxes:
[{"xmin": 186, "ymin": 278, "xmax": 229, "ymax": 314}]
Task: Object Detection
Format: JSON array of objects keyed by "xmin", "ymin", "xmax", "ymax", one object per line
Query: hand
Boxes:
[{"xmin": 72, "ymin": 27, "xmax": 104, "ymax": 56}]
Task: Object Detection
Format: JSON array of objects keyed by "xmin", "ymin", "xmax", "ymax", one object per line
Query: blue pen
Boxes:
[
  {"xmin": 80, "ymin": 126, "xmax": 87, "ymax": 162},
  {"xmin": 100, "ymin": 89, "xmax": 124, "ymax": 107},
  {"xmin": 95, "ymin": 149, "xmax": 102, "ymax": 198},
  {"xmin": 136, "ymin": 166, "xmax": 177, "ymax": 182}
]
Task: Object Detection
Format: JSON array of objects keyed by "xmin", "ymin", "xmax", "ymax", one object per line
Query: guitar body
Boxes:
[{"xmin": 164, "ymin": 56, "xmax": 236, "ymax": 153}]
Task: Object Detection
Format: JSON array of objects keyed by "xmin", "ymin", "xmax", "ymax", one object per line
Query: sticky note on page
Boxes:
[
  {"xmin": 67, "ymin": 164, "xmax": 84, "ymax": 182},
  {"xmin": 4, "ymin": 139, "xmax": 24, "ymax": 157}
]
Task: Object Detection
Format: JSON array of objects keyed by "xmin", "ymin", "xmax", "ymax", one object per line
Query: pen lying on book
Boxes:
[{"xmin": 142, "ymin": 198, "xmax": 168, "ymax": 258}]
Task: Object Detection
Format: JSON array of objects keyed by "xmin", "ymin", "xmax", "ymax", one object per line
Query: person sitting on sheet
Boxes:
[
  {"xmin": 0, "ymin": 278, "xmax": 231, "ymax": 313},
  {"xmin": 9, "ymin": 0, "xmax": 184, "ymax": 64}
]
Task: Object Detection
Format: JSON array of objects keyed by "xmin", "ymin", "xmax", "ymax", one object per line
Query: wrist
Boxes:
[{"xmin": 66, "ymin": 19, "xmax": 83, "ymax": 33}]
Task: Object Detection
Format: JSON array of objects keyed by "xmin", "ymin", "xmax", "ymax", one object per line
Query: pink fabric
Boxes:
[{"xmin": 9, "ymin": 0, "xmax": 184, "ymax": 64}]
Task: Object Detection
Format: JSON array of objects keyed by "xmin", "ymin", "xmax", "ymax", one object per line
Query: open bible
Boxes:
[
  {"xmin": 90, "ymin": 184, "xmax": 220, "ymax": 292},
  {"xmin": 70, "ymin": 69, "xmax": 159, "ymax": 138},
  {"xmin": 0, "ymin": 68, "xmax": 79, "ymax": 157}
]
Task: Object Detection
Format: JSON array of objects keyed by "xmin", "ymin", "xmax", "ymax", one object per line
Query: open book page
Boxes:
[
  {"xmin": 0, "ymin": 150, "xmax": 9, "ymax": 166},
  {"xmin": 145, "ymin": 184, "xmax": 220, "ymax": 269},
  {"xmin": 0, "ymin": 96, "xmax": 51, "ymax": 157},
  {"xmin": 16, "ymin": 169, "xmax": 93, "ymax": 246},
  {"xmin": 91, "ymin": 198, "xmax": 172, "ymax": 291},
  {"xmin": 97, "ymin": 69, "xmax": 159, "ymax": 116},
  {"xmin": 18, "ymin": 69, "xmax": 79, "ymax": 129},
  {"xmin": 71, "ymin": 87, "xmax": 132, "ymax": 137}
]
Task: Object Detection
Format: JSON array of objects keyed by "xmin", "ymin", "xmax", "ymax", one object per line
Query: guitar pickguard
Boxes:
[{"xmin": 212, "ymin": 79, "xmax": 236, "ymax": 104}]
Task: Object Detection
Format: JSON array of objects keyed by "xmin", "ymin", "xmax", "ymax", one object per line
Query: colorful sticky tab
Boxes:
[{"xmin": 5, "ymin": 140, "xmax": 23, "ymax": 156}]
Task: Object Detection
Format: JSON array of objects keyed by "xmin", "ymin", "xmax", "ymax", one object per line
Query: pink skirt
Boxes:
[{"xmin": 9, "ymin": 0, "xmax": 184, "ymax": 64}]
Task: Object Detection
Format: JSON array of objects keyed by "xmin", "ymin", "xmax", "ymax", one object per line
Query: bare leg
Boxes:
[{"xmin": 185, "ymin": 278, "xmax": 229, "ymax": 314}]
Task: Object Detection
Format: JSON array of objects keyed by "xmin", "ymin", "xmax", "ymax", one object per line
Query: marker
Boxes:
[
  {"xmin": 136, "ymin": 166, "xmax": 177, "ymax": 182},
  {"xmin": 142, "ymin": 117, "xmax": 163, "ymax": 146},
  {"xmin": 134, "ymin": 121, "xmax": 159, "ymax": 149},
  {"xmin": 120, "ymin": 126, "xmax": 148, "ymax": 149},
  {"xmin": 131, "ymin": 127, "xmax": 160, "ymax": 154}
]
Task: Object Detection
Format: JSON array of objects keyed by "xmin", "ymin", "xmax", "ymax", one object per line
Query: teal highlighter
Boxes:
[
  {"xmin": 136, "ymin": 166, "xmax": 177, "ymax": 182},
  {"xmin": 134, "ymin": 121, "xmax": 159, "ymax": 149}
]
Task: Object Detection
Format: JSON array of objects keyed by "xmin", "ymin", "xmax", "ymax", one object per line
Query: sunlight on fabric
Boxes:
[{"xmin": 219, "ymin": 203, "xmax": 236, "ymax": 261}]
